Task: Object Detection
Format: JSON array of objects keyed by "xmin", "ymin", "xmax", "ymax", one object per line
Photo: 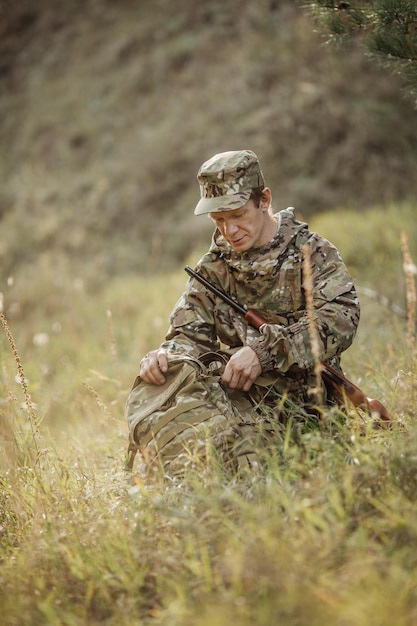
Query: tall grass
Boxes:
[{"xmin": 0, "ymin": 205, "xmax": 416, "ymax": 625}]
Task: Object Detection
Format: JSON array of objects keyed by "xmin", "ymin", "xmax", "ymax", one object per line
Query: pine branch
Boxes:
[{"xmin": 304, "ymin": 0, "xmax": 417, "ymax": 102}]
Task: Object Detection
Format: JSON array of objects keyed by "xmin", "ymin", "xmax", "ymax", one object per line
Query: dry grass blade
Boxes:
[
  {"xmin": 0, "ymin": 311, "xmax": 40, "ymax": 452},
  {"xmin": 106, "ymin": 304, "xmax": 121, "ymax": 385},
  {"xmin": 400, "ymin": 231, "xmax": 416, "ymax": 361},
  {"xmin": 302, "ymin": 243, "xmax": 323, "ymax": 404},
  {"xmin": 82, "ymin": 380, "xmax": 113, "ymax": 420},
  {"xmin": 356, "ymin": 286, "xmax": 407, "ymax": 319}
]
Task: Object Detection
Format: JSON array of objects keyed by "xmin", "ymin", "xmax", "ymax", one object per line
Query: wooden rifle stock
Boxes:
[{"xmin": 184, "ymin": 265, "xmax": 391, "ymax": 424}]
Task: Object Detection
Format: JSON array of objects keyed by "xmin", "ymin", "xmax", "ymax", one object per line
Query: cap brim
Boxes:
[{"xmin": 194, "ymin": 190, "xmax": 252, "ymax": 216}]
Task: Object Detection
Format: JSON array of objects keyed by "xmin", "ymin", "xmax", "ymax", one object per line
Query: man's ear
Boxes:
[{"xmin": 261, "ymin": 187, "xmax": 272, "ymax": 209}]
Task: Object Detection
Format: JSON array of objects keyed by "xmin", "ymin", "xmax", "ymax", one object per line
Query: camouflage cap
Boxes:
[{"xmin": 194, "ymin": 149, "xmax": 265, "ymax": 216}]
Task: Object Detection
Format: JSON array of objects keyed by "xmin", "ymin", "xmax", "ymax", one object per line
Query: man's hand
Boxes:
[
  {"xmin": 221, "ymin": 346, "xmax": 262, "ymax": 391},
  {"xmin": 139, "ymin": 348, "xmax": 168, "ymax": 385}
]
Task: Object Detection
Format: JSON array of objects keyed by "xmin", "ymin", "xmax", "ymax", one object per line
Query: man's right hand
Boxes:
[{"xmin": 139, "ymin": 348, "xmax": 168, "ymax": 385}]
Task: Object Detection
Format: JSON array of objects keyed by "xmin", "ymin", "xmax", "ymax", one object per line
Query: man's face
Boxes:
[{"xmin": 209, "ymin": 198, "xmax": 271, "ymax": 252}]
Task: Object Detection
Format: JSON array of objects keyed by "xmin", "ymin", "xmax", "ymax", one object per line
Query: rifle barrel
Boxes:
[{"xmin": 185, "ymin": 265, "xmax": 247, "ymax": 316}]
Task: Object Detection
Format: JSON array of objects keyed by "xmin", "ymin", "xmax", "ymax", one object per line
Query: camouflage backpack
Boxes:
[{"xmin": 125, "ymin": 352, "xmax": 280, "ymax": 475}]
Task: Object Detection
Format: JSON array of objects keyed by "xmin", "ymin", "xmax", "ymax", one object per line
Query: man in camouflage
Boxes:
[{"xmin": 126, "ymin": 150, "xmax": 360, "ymax": 473}]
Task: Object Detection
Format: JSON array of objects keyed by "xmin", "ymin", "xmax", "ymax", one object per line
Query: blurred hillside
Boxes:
[{"xmin": 1, "ymin": 0, "xmax": 417, "ymax": 285}]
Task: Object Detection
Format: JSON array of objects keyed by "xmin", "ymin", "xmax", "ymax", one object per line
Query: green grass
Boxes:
[{"xmin": 0, "ymin": 204, "xmax": 416, "ymax": 625}]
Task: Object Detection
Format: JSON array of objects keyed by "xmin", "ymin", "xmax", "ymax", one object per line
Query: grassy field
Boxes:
[
  {"xmin": 0, "ymin": 203, "xmax": 416, "ymax": 625},
  {"xmin": 2, "ymin": 2, "xmax": 417, "ymax": 622}
]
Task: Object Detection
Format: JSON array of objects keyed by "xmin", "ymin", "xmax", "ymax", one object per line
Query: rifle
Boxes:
[{"xmin": 184, "ymin": 265, "xmax": 391, "ymax": 424}]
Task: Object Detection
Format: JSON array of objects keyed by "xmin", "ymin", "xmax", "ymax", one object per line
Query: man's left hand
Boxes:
[{"xmin": 221, "ymin": 346, "xmax": 262, "ymax": 391}]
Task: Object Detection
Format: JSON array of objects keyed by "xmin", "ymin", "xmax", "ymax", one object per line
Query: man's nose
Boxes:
[{"xmin": 224, "ymin": 222, "xmax": 238, "ymax": 236}]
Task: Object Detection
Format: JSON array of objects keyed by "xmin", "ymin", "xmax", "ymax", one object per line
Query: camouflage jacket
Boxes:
[{"xmin": 161, "ymin": 207, "xmax": 360, "ymax": 402}]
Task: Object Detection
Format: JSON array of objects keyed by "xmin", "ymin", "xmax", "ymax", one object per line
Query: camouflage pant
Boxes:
[{"xmin": 125, "ymin": 353, "xmax": 319, "ymax": 475}]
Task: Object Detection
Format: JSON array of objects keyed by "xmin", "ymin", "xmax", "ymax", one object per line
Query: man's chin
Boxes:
[{"xmin": 230, "ymin": 238, "xmax": 249, "ymax": 251}]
